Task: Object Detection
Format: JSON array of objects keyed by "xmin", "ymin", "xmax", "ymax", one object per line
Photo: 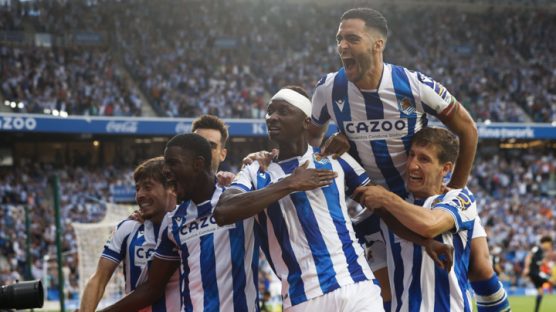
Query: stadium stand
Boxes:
[{"xmin": 0, "ymin": 0, "xmax": 554, "ymax": 122}]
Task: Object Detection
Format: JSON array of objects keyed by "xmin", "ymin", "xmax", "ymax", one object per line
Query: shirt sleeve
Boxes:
[
  {"xmin": 229, "ymin": 163, "xmax": 258, "ymax": 193},
  {"xmin": 336, "ymin": 153, "xmax": 371, "ymax": 196},
  {"xmin": 416, "ymin": 71, "xmax": 457, "ymax": 118},
  {"xmin": 431, "ymin": 188, "xmax": 478, "ymax": 233},
  {"xmin": 311, "ymin": 74, "xmax": 331, "ymax": 127},
  {"xmin": 153, "ymin": 214, "xmax": 180, "ymax": 261},
  {"xmin": 101, "ymin": 220, "xmax": 135, "ymax": 264}
]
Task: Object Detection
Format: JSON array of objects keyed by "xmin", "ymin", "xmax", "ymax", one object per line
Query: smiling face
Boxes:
[
  {"xmin": 135, "ymin": 177, "xmax": 175, "ymax": 220},
  {"xmin": 265, "ymin": 100, "xmax": 308, "ymax": 144},
  {"xmin": 336, "ymin": 18, "xmax": 384, "ymax": 87},
  {"xmin": 163, "ymin": 145, "xmax": 199, "ymax": 203},
  {"xmin": 406, "ymin": 143, "xmax": 453, "ymax": 199}
]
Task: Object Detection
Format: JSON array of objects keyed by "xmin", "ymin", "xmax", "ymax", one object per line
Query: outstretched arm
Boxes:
[
  {"xmin": 99, "ymin": 258, "xmax": 179, "ymax": 312},
  {"xmin": 214, "ymin": 161, "xmax": 337, "ymax": 225},
  {"xmin": 79, "ymin": 258, "xmax": 119, "ymax": 312}
]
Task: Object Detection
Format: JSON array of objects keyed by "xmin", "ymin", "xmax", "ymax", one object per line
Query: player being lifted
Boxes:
[{"xmin": 308, "ymin": 8, "xmax": 509, "ymax": 312}]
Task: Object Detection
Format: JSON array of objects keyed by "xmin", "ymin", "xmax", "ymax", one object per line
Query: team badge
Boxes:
[
  {"xmin": 313, "ymin": 153, "xmax": 330, "ymax": 165},
  {"xmin": 398, "ymin": 97, "xmax": 416, "ymax": 115}
]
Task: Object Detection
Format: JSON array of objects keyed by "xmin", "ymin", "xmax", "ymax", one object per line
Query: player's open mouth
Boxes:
[
  {"xmin": 343, "ymin": 58, "xmax": 356, "ymax": 71},
  {"xmin": 408, "ymin": 174, "xmax": 423, "ymax": 182}
]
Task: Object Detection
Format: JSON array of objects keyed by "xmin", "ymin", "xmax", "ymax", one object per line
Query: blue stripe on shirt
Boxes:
[
  {"xmin": 391, "ymin": 65, "xmax": 418, "ymax": 154},
  {"xmin": 363, "ymin": 89, "xmax": 408, "ymax": 198},
  {"xmin": 314, "ymin": 158, "xmax": 367, "ymax": 284},
  {"xmin": 454, "ymin": 232, "xmax": 472, "ymax": 312},
  {"xmin": 408, "ymin": 244, "xmax": 423, "ymax": 312},
  {"xmin": 388, "ymin": 229, "xmax": 405, "ymax": 312},
  {"xmin": 200, "ymin": 234, "xmax": 219, "ymax": 312},
  {"xmin": 266, "ymin": 201, "xmax": 307, "ymax": 305},
  {"xmin": 433, "ymin": 236, "xmax": 450, "ymax": 312},
  {"xmin": 230, "ymin": 221, "xmax": 248, "ymax": 311}
]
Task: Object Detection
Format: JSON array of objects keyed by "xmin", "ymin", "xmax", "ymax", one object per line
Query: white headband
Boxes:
[{"xmin": 270, "ymin": 88, "xmax": 312, "ymax": 117}]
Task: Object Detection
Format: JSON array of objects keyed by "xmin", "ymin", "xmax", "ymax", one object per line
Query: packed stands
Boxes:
[{"xmin": 0, "ymin": 0, "xmax": 554, "ymax": 122}]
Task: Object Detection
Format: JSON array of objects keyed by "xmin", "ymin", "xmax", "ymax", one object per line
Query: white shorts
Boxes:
[{"xmin": 285, "ymin": 280, "xmax": 384, "ymax": 312}]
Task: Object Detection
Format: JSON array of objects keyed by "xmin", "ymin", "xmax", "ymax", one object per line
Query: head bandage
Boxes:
[{"xmin": 270, "ymin": 89, "xmax": 312, "ymax": 117}]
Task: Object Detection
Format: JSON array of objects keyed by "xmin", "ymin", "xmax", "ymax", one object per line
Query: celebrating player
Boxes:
[
  {"xmin": 215, "ymin": 85, "xmax": 387, "ymax": 311},
  {"xmin": 308, "ymin": 8, "xmax": 509, "ymax": 311},
  {"xmin": 80, "ymin": 157, "xmax": 180, "ymax": 312},
  {"xmin": 100, "ymin": 133, "xmax": 259, "ymax": 311},
  {"xmin": 354, "ymin": 127, "xmax": 484, "ymax": 311}
]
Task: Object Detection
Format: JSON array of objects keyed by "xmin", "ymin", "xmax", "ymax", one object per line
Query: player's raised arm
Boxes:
[
  {"xmin": 79, "ymin": 258, "xmax": 119, "ymax": 312},
  {"xmin": 437, "ymin": 101, "xmax": 478, "ymax": 189},
  {"xmin": 99, "ymin": 257, "xmax": 179, "ymax": 312}
]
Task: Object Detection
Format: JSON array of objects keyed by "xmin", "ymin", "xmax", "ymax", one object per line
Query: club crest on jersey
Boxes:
[
  {"xmin": 398, "ymin": 97, "xmax": 416, "ymax": 115},
  {"xmin": 313, "ymin": 153, "xmax": 330, "ymax": 165},
  {"xmin": 335, "ymin": 99, "xmax": 345, "ymax": 111}
]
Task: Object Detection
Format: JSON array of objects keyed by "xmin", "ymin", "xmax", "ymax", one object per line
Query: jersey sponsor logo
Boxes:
[
  {"xmin": 178, "ymin": 215, "xmax": 235, "ymax": 242},
  {"xmin": 134, "ymin": 246, "xmax": 155, "ymax": 265},
  {"xmin": 343, "ymin": 119, "xmax": 408, "ymax": 141}
]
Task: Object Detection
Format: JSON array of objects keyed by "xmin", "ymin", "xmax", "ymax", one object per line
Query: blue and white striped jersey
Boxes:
[
  {"xmin": 154, "ymin": 185, "xmax": 259, "ymax": 312},
  {"xmin": 230, "ymin": 145, "xmax": 374, "ymax": 309},
  {"xmin": 312, "ymin": 64, "xmax": 457, "ymax": 198},
  {"xmin": 382, "ymin": 188, "xmax": 478, "ymax": 312},
  {"xmin": 102, "ymin": 219, "xmax": 180, "ymax": 312}
]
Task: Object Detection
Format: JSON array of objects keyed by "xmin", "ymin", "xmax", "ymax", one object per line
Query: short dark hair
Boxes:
[
  {"xmin": 341, "ymin": 8, "xmax": 389, "ymax": 38},
  {"xmin": 166, "ymin": 133, "xmax": 212, "ymax": 170},
  {"xmin": 411, "ymin": 127, "xmax": 459, "ymax": 164},
  {"xmin": 540, "ymin": 236, "xmax": 553, "ymax": 244},
  {"xmin": 192, "ymin": 114, "xmax": 229, "ymax": 146},
  {"xmin": 283, "ymin": 85, "xmax": 310, "ymax": 99},
  {"xmin": 134, "ymin": 156, "xmax": 168, "ymax": 188}
]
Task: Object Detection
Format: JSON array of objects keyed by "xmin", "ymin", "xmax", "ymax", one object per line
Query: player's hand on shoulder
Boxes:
[
  {"xmin": 128, "ymin": 210, "xmax": 145, "ymax": 223},
  {"xmin": 424, "ymin": 239, "xmax": 454, "ymax": 272},
  {"xmin": 216, "ymin": 171, "xmax": 236, "ymax": 187},
  {"xmin": 242, "ymin": 149, "xmax": 278, "ymax": 172},
  {"xmin": 320, "ymin": 132, "xmax": 349, "ymax": 159},
  {"xmin": 286, "ymin": 160, "xmax": 337, "ymax": 191}
]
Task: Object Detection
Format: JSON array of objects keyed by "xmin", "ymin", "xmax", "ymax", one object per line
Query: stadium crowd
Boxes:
[
  {"xmin": 1, "ymin": 149, "xmax": 555, "ymax": 297},
  {"xmin": 1, "ymin": 0, "xmax": 555, "ymax": 122}
]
